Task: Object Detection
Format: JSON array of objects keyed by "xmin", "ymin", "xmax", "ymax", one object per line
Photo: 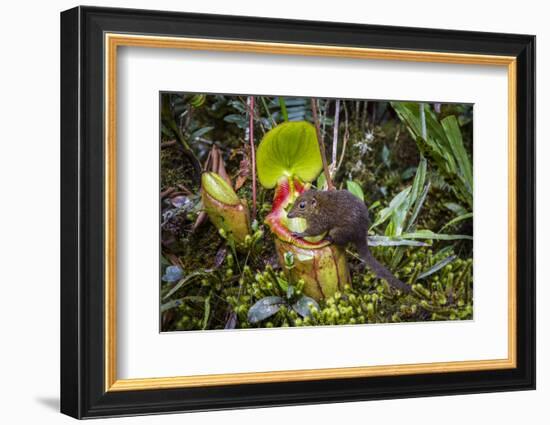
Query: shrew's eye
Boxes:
[{"xmin": 299, "ymin": 201, "xmax": 306, "ymax": 209}]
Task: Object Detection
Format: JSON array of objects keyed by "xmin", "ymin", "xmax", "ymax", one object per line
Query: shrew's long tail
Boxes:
[{"xmin": 357, "ymin": 241, "xmax": 411, "ymax": 293}]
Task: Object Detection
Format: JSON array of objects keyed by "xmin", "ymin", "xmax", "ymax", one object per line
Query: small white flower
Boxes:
[
  {"xmin": 365, "ymin": 129, "xmax": 375, "ymax": 142},
  {"xmin": 354, "ymin": 139, "xmax": 372, "ymax": 156}
]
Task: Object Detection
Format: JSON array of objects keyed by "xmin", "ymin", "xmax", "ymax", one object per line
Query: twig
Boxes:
[
  {"xmin": 160, "ymin": 187, "xmax": 176, "ymax": 199},
  {"xmin": 393, "ymin": 127, "xmax": 401, "ymax": 144},
  {"xmin": 321, "ymin": 99, "xmax": 330, "ymax": 142},
  {"xmin": 170, "ymin": 190, "xmax": 191, "ymax": 198},
  {"xmin": 345, "ymin": 248, "xmax": 362, "ymax": 262},
  {"xmin": 161, "ymin": 140, "xmax": 177, "ymax": 148},
  {"xmin": 248, "ymin": 96, "xmax": 257, "ymax": 220},
  {"xmin": 183, "ymin": 106, "xmax": 193, "ymax": 133},
  {"xmin": 177, "ymin": 184, "xmax": 194, "ymax": 195},
  {"xmin": 331, "ymin": 99, "xmax": 341, "ymax": 173},
  {"xmin": 336, "ymin": 102, "xmax": 350, "ymax": 171},
  {"xmin": 310, "ymin": 98, "xmax": 335, "ymax": 190},
  {"xmin": 420, "ymin": 103, "xmax": 427, "ymax": 140},
  {"xmin": 361, "ymin": 101, "xmax": 369, "ymax": 132},
  {"xmin": 260, "ymin": 96, "xmax": 276, "ymax": 127}
]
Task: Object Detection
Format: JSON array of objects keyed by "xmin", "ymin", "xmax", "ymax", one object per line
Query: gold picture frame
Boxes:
[{"xmin": 104, "ymin": 34, "xmax": 517, "ymax": 392}]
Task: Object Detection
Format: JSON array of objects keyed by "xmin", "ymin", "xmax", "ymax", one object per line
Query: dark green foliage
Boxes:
[{"xmin": 391, "ymin": 102, "xmax": 473, "ymax": 210}]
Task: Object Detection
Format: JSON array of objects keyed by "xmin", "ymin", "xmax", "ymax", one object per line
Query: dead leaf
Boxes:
[
  {"xmin": 213, "ymin": 146, "xmax": 232, "ymax": 187},
  {"xmin": 235, "ymin": 175, "xmax": 247, "ymax": 191},
  {"xmin": 234, "ymin": 155, "xmax": 250, "ymax": 190},
  {"xmin": 214, "ymin": 247, "xmax": 227, "ymax": 268},
  {"xmin": 192, "ymin": 211, "xmax": 207, "ymax": 232}
]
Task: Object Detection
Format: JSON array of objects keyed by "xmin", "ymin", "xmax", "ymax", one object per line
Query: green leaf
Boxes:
[
  {"xmin": 256, "ymin": 121, "xmax": 323, "ymax": 188},
  {"xmin": 391, "ymin": 101, "xmax": 473, "ymax": 210},
  {"xmin": 162, "ymin": 271, "xmax": 208, "ymax": 300},
  {"xmin": 381, "ymin": 145, "xmax": 391, "ymax": 167},
  {"xmin": 160, "ymin": 296, "xmax": 204, "ymax": 313},
  {"xmin": 439, "ymin": 212, "xmax": 473, "ymax": 232},
  {"xmin": 392, "ymin": 102, "xmax": 449, "ymax": 160},
  {"xmin": 201, "ymin": 172, "xmax": 240, "ymax": 205},
  {"xmin": 418, "ymin": 255, "xmax": 457, "ymax": 280},
  {"xmin": 401, "ymin": 166, "xmax": 417, "ymax": 180},
  {"xmin": 260, "ymin": 96, "xmax": 275, "ymax": 127},
  {"xmin": 434, "ymin": 245, "xmax": 455, "ymax": 258},
  {"xmin": 442, "ymin": 115, "xmax": 473, "ymax": 194},
  {"xmin": 371, "ymin": 187, "xmax": 411, "ymax": 230},
  {"xmin": 190, "ymin": 94, "xmax": 206, "ymax": 107},
  {"xmin": 389, "ymin": 198, "xmax": 409, "ymax": 236},
  {"xmin": 346, "ymin": 180, "xmax": 364, "ymax": 201},
  {"xmin": 316, "ymin": 173, "xmax": 327, "ymax": 190},
  {"xmin": 369, "ymin": 200, "xmax": 381, "ymax": 210},
  {"xmin": 425, "ymin": 108, "xmax": 453, "ymax": 161},
  {"xmin": 276, "ymin": 276, "xmax": 289, "ymax": 292},
  {"xmin": 247, "ymin": 296, "xmax": 285, "ymax": 323},
  {"xmin": 228, "ymin": 99, "xmax": 247, "ymax": 113},
  {"xmin": 286, "ymin": 285, "xmax": 295, "ymax": 299},
  {"xmin": 292, "ymin": 296, "xmax": 319, "ymax": 318},
  {"xmin": 278, "ymin": 97, "xmax": 289, "ymax": 121},
  {"xmin": 445, "ymin": 202, "xmax": 468, "ymax": 216},
  {"xmin": 367, "ymin": 236, "xmax": 429, "ymax": 247},
  {"xmin": 408, "ymin": 158, "xmax": 427, "ymax": 210},
  {"xmin": 190, "ymin": 126, "xmax": 214, "ymax": 140},
  {"xmin": 406, "ymin": 182, "xmax": 430, "ymax": 232},
  {"xmin": 284, "ymin": 251, "xmax": 295, "ymax": 268},
  {"xmin": 223, "ymin": 113, "xmax": 245, "ymax": 123},
  {"xmin": 401, "ymin": 230, "xmax": 473, "ymax": 241},
  {"xmin": 202, "ymin": 296, "xmax": 211, "ymax": 330},
  {"xmin": 391, "ymin": 102, "xmax": 423, "ymax": 141}
]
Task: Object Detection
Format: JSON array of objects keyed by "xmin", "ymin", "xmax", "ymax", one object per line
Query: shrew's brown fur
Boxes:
[{"xmin": 287, "ymin": 189, "xmax": 410, "ymax": 293}]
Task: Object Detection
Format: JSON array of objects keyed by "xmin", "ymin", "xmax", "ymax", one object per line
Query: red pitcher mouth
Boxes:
[{"xmin": 264, "ymin": 177, "xmax": 329, "ymax": 249}]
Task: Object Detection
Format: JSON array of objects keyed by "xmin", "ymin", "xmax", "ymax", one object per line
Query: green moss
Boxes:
[{"xmin": 162, "ymin": 241, "xmax": 472, "ymax": 331}]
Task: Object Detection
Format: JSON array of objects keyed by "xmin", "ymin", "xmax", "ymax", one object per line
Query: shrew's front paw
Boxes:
[{"xmin": 291, "ymin": 232, "xmax": 304, "ymax": 238}]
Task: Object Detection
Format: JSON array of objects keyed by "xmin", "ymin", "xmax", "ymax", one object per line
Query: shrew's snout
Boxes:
[{"xmin": 287, "ymin": 210, "xmax": 296, "ymax": 218}]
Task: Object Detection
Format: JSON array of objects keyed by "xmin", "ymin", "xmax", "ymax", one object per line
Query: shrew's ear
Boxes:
[{"xmin": 311, "ymin": 197, "xmax": 317, "ymax": 206}]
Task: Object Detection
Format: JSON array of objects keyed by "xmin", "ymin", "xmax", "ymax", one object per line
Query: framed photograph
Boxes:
[{"xmin": 60, "ymin": 6, "xmax": 535, "ymax": 419}]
